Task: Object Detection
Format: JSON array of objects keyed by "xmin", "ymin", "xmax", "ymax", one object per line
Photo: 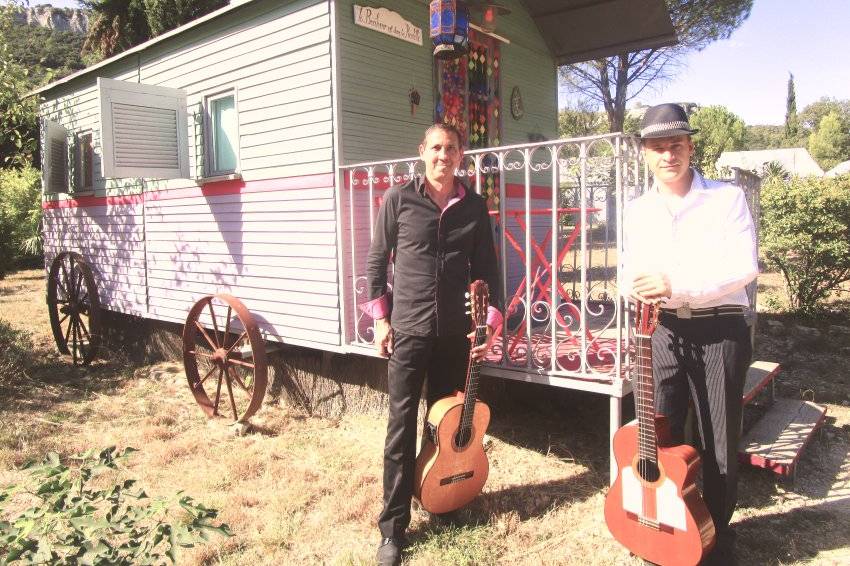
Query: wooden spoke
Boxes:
[
  {"xmin": 223, "ymin": 306, "xmax": 233, "ymax": 349},
  {"xmin": 227, "ymin": 365, "xmax": 249, "ymax": 393},
  {"xmin": 194, "ymin": 320, "xmax": 218, "ymax": 351},
  {"xmin": 228, "ymin": 357, "xmax": 255, "ymax": 370},
  {"xmin": 71, "ymin": 321, "xmax": 78, "ymax": 365},
  {"xmin": 212, "ymin": 367, "xmax": 224, "ymax": 416},
  {"xmin": 76, "ymin": 315, "xmax": 91, "ymax": 342},
  {"xmin": 224, "ymin": 371, "xmax": 239, "ymax": 421},
  {"xmin": 58, "ymin": 313, "xmax": 70, "ymax": 326},
  {"xmin": 53, "ymin": 273, "xmax": 69, "ymax": 299},
  {"xmin": 207, "ymin": 301, "xmax": 221, "ymax": 348},
  {"xmin": 197, "ymin": 364, "xmax": 218, "ymax": 388},
  {"xmin": 182, "ymin": 294, "xmax": 267, "ymax": 423},
  {"xmin": 225, "ymin": 331, "xmax": 248, "ymax": 356},
  {"xmin": 189, "ymin": 349, "xmax": 214, "ymax": 359}
]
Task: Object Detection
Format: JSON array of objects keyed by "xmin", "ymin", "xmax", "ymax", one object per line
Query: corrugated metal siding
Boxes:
[{"xmin": 39, "ymin": 0, "xmax": 342, "ymax": 349}]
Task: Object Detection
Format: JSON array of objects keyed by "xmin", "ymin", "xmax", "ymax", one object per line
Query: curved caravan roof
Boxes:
[{"xmin": 32, "ymin": 0, "xmax": 676, "ymax": 97}]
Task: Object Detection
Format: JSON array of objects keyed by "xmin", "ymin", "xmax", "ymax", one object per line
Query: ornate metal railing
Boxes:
[{"xmin": 338, "ymin": 133, "xmax": 646, "ymax": 383}]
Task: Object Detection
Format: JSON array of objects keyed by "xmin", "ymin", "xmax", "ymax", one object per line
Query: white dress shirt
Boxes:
[{"xmin": 622, "ymin": 169, "xmax": 758, "ymax": 309}]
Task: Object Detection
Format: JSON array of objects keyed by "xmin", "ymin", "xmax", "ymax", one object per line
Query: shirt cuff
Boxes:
[
  {"xmin": 360, "ymin": 292, "xmax": 391, "ymax": 319},
  {"xmin": 486, "ymin": 305, "xmax": 503, "ymax": 331}
]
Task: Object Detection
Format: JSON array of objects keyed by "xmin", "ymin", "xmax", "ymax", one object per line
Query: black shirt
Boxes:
[{"xmin": 366, "ymin": 176, "xmax": 501, "ymax": 337}]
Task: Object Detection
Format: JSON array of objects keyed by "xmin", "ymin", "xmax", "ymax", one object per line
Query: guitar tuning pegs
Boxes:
[
  {"xmin": 465, "ymin": 309, "xmax": 471, "ymax": 315},
  {"xmin": 464, "ymin": 292, "xmax": 470, "ymax": 298}
]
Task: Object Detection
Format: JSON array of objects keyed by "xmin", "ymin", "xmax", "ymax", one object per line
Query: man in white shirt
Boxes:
[{"xmin": 622, "ymin": 103, "xmax": 758, "ymax": 562}]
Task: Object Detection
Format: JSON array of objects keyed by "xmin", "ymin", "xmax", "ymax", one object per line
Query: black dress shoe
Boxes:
[{"xmin": 376, "ymin": 537, "xmax": 403, "ymax": 566}]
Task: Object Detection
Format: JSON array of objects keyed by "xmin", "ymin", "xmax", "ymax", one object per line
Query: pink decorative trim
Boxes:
[
  {"xmin": 42, "ymin": 172, "xmax": 336, "ymax": 210},
  {"xmin": 360, "ymin": 293, "xmax": 391, "ymax": 320}
]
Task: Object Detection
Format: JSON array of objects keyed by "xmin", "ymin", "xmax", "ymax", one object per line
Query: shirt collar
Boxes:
[
  {"xmin": 415, "ymin": 175, "xmax": 467, "ymax": 200},
  {"xmin": 651, "ymin": 168, "xmax": 710, "ymax": 197}
]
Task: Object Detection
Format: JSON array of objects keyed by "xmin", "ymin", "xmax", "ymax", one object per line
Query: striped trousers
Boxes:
[{"xmin": 651, "ymin": 311, "xmax": 752, "ymax": 530}]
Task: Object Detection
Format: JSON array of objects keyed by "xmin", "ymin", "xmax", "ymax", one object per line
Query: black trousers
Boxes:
[
  {"xmin": 652, "ymin": 312, "xmax": 752, "ymax": 531},
  {"xmin": 378, "ymin": 331, "xmax": 471, "ymax": 538}
]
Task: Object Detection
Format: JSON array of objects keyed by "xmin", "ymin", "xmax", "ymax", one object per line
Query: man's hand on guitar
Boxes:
[
  {"xmin": 374, "ymin": 318, "xmax": 393, "ymax": 358},
  {"xmin": 630, "ymin": 272, "xmax": 672, "ymax": 304},
  {"xmin": 467, "ymin": 325, "xmax": 494, "ymax": 362}
]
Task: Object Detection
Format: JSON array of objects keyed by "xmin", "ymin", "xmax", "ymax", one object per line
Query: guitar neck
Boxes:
[
  {"xmin": 460, "ymin": 324, "xmax": 488, "ymax": 432},
  {"xmin": 635, "ymin": 333, "xmax": 658, "ymax": 463}
]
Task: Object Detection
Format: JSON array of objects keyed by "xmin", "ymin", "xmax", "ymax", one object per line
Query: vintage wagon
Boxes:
[{"xmin": 33, "ymin": 0, "xmax": 685, "ymax": 475}]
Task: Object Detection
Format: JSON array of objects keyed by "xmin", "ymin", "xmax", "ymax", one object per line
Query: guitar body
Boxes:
[
  {"xmin": 414, "ymin": 392, "xmax": 490, "ymax": 514},
  {"xmin": 605, "ymin": 416, "xmax": 716, "ymax": 566}
]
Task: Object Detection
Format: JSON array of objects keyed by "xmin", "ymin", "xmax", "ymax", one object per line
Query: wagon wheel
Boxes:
[
  {"xmin": 182, "ymin": 294, "xmax": 268, "ymax": 423},
  {"xmin": 46, "ymin": 252, "xmax": 101, "ymax": 366}
]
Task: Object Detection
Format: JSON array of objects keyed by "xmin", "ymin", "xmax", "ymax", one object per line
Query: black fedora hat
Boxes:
[{"xmin": 638, "ymin": 103, "xmax": 698, "ymax": 139}]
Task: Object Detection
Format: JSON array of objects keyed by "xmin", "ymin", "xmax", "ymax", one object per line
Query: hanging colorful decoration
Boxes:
[
  {"xmin": 429, "ymin": 0, "xmax": 470, "ymax": 60},
  {"xmin": 434, "ymin": 29, "xmax": 502, "ymax": 209}
]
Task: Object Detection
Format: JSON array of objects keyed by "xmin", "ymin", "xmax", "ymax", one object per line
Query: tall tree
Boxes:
[
  {"xmin": 799, "ymin": 97, "xmax": 850, "ymax": 137},
  {"xmin": 559, "ymin": 0, "xmax": 753, "ymax": 132},
  {"xmin": 82, "ymin": 0, "xmax": 226, "ymax": 59},
  {"xmin": 558, "ymin": 100, "xmax": 606, "ymax": 139},
  {"xmin": 689, "ymin": 105, "xmax": 746, "ymax": 178},
  {"xmin": 81, "ymin": 0, "xmax": 149, "ymax": 59},
  {"xmin": 144, "ymin": 0, "xmax": 227, "ymax": 38},
  {"xmin": 809, "ymin": 111, "xmax": 850, "ymax": 171},
  {"xmin": 785, "ymin": 72, "xmax": 798, "ymax": 141},
  {"xmin": 0, "ymin": 1, "xmax": 39, "ymax": 167}
]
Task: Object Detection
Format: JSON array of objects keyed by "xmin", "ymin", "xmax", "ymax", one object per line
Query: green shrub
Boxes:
[
  {"xmin": 0, "ymin": 166, "xmax": 42, "ymax": 277},
  {"xmin": 760, "ymin": 175, "xmax": 850, "ymax": 313},
  {"xmin": 0, "ymin": 447, "xmax": 231, "ymax": 564}
]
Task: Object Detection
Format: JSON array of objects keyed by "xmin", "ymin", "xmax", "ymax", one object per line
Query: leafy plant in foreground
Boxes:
[{"xmin": 0, "ymin": 446, "xmax": 231, "ymax": 564}]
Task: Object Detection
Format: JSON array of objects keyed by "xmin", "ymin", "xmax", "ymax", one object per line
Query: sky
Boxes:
[
  {"xmin": 37, "ymin": 0, "xmax": 850, "ymax": 126},
  {"xmin": 561, "ymin": 0, "xmax": 850, "ymax": 126}
]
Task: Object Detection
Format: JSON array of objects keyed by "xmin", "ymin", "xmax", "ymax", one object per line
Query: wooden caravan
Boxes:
[{"xmin": 34, "ymin": 1, "xmax": 678, "ymax": 449}]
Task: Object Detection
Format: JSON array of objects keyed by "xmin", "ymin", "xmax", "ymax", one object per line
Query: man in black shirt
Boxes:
[{"xmin": 362, "ymin": 123, "xmax": 502, "ymax": 565}]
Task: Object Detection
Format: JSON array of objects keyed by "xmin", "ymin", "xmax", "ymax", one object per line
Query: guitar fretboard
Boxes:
[
  {"xmin": 634, "ymin": 332, "xmax": 658, "ymax": 465},
  {"xmin": 460, "ymin": 324, "xmax": 487, "ymax": 436}
]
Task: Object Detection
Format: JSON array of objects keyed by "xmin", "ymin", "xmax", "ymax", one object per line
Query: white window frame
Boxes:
[
  {"xmin": 74, "ymin": 129, "xmax": 95, "ymax": 192},
  {"xmin": 203, "ymin": 88, "xmax": 241, "ymax": 178},
  {"xmin": 99, "ymin": 77, "xmax": 189, "ymax": 179}
]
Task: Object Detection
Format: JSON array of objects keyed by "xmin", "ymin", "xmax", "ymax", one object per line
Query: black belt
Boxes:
[{"xmin": 660, "ymin": 305, "xmax": 744, "ymax": 319}]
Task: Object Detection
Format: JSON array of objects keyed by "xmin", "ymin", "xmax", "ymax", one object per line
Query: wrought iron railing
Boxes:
[{"xmin": 338, "ymin": 133, "xmax": 647, "ymax": 383}]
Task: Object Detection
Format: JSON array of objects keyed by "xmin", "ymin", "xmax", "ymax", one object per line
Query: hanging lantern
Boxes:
[{"xmin": 429, "ymin": 0, "xmax": 470, "ymax": 60}]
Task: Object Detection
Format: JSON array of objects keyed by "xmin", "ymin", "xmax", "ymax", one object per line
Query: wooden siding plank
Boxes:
[
  {"xmin": 146, "ymin": 253, "xmax": 337, "ymax": 272},
  {"xmin": 145, "ymin": 240, "xmax": 337, "ymax": 258},
  {"xmin": 144, "ymin": 229, "xmax": 335, "ymax": 244}
]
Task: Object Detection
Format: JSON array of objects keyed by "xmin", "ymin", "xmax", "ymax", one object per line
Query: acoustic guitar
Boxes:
[
  {"xmin": 414, "ymin": 280, "xmax": 491, "ymax": 514},
  {"xmin": 604, "ymin": 302, "xmax": 716, "ymax": 566}
]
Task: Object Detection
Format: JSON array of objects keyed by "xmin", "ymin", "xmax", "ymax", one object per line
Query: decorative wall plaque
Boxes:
[
  {"xmin": 510, "ymin": 86, "xmax": 524, "ymax": 120},
  {"xmin": 354, "ymin": 5, "xmax": 423, "ymax": 46}
]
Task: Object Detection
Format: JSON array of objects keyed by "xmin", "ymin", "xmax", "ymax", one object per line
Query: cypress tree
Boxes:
[{"xmin": 785, "ymin": 72, "xmax": 799, "ymax": 141}]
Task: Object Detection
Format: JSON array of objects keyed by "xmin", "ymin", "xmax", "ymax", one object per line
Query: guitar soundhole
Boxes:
[
  {"xmin": 454, "ymin": 428, "xmax": 471, "ymax": 449},
  {"xmin": 636, "ymin": 458, "xmax": 661, "ymax": 482}
]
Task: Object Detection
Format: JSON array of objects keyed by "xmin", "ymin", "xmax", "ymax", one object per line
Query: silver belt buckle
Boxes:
[{"xmin": 676, "ymin": 304, "xmax": 692, "ymax": 319}]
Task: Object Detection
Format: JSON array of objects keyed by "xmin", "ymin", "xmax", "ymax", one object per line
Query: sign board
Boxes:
[{"xmin": 353, "ymin": 5, "xmax": 423, "ymax": 46}]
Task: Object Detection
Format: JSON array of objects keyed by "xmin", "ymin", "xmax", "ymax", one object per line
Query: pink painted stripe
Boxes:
[
  {"xmin": 42, "ymin": 173, "xmax": 336, "ymax": 210},
  {"xmin": 43, "ymin": 194, "xmax": 144, "ymax": 209}
]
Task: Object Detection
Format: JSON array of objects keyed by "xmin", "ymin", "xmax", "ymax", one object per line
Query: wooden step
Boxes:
[
  {"xmin": 738, "ymin": 398, "xmax": 827, "ymax": 476},
  {"xmin": 742, "ymin": 361, "xmax": 780, "ymax": 405}
]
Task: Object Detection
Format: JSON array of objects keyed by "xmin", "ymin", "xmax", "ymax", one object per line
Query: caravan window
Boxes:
[
  {"xmin": 75, "ymin": 131, "xmax": 94, "ymax": 191},
  {"xmin": 206, "ymin": 91, "xmax": 239, "ymax": 175}
]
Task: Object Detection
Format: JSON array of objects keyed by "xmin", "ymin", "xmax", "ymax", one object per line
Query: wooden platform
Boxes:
[
  {"xmin": 738, "ymin": 398, "xmax": 828, "ymax": 476},
  {"xmin": 742, "ymin": 360, "xmax": 780, "ymax": 405}
]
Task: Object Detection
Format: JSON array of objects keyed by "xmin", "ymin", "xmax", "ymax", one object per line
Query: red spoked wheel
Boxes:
[
  {"xmin": 46, "ymin": 252, "xmax": 101, "ymax": 366},
  {"xmin": 182, "ymin": 294, "xmax": 268, "ymax": 423}
]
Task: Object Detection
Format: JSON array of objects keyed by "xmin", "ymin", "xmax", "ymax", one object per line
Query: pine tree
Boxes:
[{"xmin": 785, "ymin": 72, "xmax": 798, "ymax": 141}]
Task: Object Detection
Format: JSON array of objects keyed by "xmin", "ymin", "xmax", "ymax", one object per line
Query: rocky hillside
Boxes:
[{"xmin": 12, "ymin": 4, "xmax": 89, "ymax": 35}]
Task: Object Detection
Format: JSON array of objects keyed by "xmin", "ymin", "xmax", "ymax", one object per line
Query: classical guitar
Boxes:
[
  {"xmin": 414, "ymin": 280, "xmax": 491, "ymax": 514},
  {"xmin": 604, "ymin": 302, "xmax": 716, "ymax": 566}
]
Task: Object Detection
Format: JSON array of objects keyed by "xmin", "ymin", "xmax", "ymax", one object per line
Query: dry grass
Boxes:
[{"xmin": 1, "ymin": 269, "xmax": 849, "ymax": 565}]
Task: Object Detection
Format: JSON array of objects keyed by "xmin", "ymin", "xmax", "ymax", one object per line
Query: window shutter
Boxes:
[
  {"xmin": 41, "ymin": 119, "xmax": 69, "ymax": 194},
  {"xmin": 99, "ymin": 77, "xmax": 189, "ymax": 179}
]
